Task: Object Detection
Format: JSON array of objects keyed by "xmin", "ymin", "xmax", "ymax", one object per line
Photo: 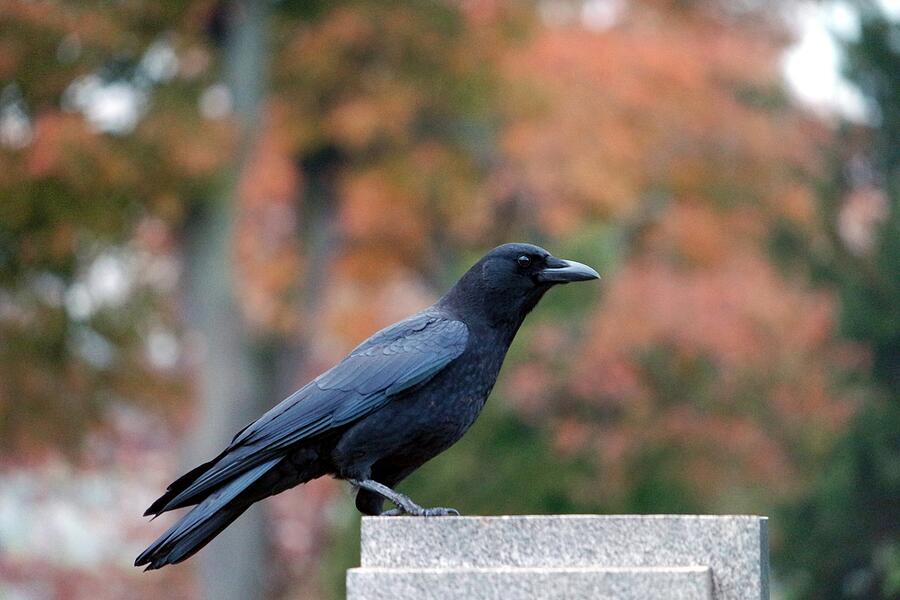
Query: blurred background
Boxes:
[{"xmin": 1, "ymin": 0, "xmax": 898, "ymax": 598}]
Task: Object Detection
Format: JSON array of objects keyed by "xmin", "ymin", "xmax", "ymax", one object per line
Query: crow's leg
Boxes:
[
  {"xmin": 349, "ymin": 479, "xmax": 420, "ymax": 514},
  {"xmin": 348, "ymin": 479, "xmax": 459, "ymax": 517}
]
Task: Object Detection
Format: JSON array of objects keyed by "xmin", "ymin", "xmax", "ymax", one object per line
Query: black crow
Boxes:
[{"xmin": 136, "ymin": 243, "xmax": 599, "ymax": 570}]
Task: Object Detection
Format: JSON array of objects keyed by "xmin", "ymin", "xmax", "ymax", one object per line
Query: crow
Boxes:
[{"xmin": 135, "ymin": 243, "xmax": 599, "ymax": 570}]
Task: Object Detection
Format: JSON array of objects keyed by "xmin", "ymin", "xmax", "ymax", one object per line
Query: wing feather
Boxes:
[{"xmin": 158, "ymin": 312, "xmax": 467, "ymax": 512}]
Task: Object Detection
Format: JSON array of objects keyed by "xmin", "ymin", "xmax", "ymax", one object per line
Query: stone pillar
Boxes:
[{"xmin": 347, "ymin": 515, "xmax": 768, "ymax": 600}]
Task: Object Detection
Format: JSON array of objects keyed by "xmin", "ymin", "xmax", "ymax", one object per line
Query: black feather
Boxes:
[
  {"xmin": 136, "ymin": 458, "xmax": 279, "ymax": 569},
  {"xmin": 141, "ymin": 313, "xmax": 467, "ymax": 516}
]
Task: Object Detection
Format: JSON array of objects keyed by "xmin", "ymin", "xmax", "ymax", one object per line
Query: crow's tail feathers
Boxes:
[
  {"xmin": 135, "ymin": 502, "xmax": 249, "ymax": 571},
  {"xmin": 135, "ymin": 458, "xmax": 279, "ymax": 570},
  {"xmin": 143, "ymin": 451, "xmax": 230, "ymax": 518}
]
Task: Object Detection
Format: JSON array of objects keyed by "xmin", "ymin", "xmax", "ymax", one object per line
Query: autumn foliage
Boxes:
[{"xmin": 0, "ymin": 0, "xmax": 873, "ymax": 598}]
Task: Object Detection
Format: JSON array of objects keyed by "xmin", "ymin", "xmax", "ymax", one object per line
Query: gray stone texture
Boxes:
[
  {"xmin": 348, "ymin": 515, "xmax": 768, "ymax": 600},
  {"xmin": 347, "ymin": 566, "xmax": 713, "ymax": 600}
]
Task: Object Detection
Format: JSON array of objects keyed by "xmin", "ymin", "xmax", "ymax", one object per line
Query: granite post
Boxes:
[{"xmin": 347, "ymin": 515, "xmax": 768, "ymax": 600}]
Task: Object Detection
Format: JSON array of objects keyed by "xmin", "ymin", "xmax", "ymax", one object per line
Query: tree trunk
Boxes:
[{"xmin": 182, "ymin": 1, "xmax": 271, "ymax": 599}]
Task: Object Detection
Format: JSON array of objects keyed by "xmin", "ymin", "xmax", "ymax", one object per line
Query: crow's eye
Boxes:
[{"xmin": 517, "ymin": 255, "xmax": 532, "ymax": 268}]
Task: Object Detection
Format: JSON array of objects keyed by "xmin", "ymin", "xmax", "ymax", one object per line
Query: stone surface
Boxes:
[
  {"xmin": 357, "ymin": 515, "xmax": 768, "ymax": 600},
  {"xmin": 347, "ymin": 566, "xmax": 713, "ymax": 600}
]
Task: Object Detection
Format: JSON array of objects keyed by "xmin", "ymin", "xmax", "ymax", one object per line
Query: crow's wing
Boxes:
[{"xmin": 157, "ymin": 312, "xmax": 467, "ymax": 513}]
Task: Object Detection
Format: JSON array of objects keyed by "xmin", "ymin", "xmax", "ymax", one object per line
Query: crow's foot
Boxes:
[
  {"xmin": 348, "ymin": 479, "xmax": 460, "ymax": 517},
  {"xmin": 379, "ymin": 506, "xmax": 460, "ymax": 517},
  {"xmin": 422, "ymin": 507, "xmax": 460, "ymax": 517}
]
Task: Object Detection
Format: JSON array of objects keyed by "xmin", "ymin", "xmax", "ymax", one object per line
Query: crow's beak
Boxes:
[{"xmin": 536, "ymin": 257, "xmax": 601, "ymax": 284}]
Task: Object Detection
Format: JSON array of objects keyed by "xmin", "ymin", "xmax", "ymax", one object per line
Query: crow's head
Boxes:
[{"xmin": 441, "ymin": 242, "xmax": 599, "ymax": 327}]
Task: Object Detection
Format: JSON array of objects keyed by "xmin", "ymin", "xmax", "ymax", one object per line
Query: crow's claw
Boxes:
[
  {"xmin": 378, "ymin": 506, "xmax": 459, "ymax": 517},
  {"xmin": 422, "ymin": 507, "xmax": 460, "ymax": 517}
]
